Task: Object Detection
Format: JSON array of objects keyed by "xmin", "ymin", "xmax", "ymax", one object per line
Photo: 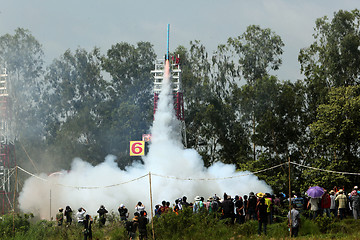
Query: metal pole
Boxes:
[
  {"xmin": 13, "ymin": 166, "xmax": 17, "ymax": 234},
  {"xmin": 50, "ymin": 189, "xmax": 51, "ymax": 220},
  {"xmin": 13, "ymin": 166, "xmax": 17, "ymax": 211},
  {"xmin": 148, "ymin": 172, "xmax": 155, "ymax": 240},
  {"xmin": 288, "ymin": 156, "xmax": 292, "ymax": 238}
]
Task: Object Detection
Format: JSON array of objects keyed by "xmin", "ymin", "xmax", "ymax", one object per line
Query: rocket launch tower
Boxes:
[
  {"xmin": 0, "ymin": 67, "xmax": 16, "ymax": 214},
  {"xmin": 151, "ymin": 24, "xmax": 186, "ymax": 147}
]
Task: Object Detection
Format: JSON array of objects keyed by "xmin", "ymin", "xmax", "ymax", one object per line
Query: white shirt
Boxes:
[{"xmin": 76, "ymin": 210, "xmax": 86, "ymax": 222}]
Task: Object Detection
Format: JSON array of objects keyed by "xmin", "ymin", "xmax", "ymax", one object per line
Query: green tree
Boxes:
[
  {"xmin": 228, "ymin": 25, "xmax": 285, "ymax": 161},
  {"xmin": 100, "ymin": 42, "xmax": 156, "ymax": 168},
  {"xmin": 0, "ymin": 28, "xmax": 44, "ymax": 140},
  {"xmin": 299, "ymin": 9, "xmax": 360, "ymax": 120},
  {"xmin": 298, "ymin": 9, "xmax": 360, "ymax": 188},
  {"xmin": 307, "ymin": 86, "xmax": 360, "ymax": 188},
  {"xmin": 42, "ymin": 48, "xmax": 107, "ymax": 169}
]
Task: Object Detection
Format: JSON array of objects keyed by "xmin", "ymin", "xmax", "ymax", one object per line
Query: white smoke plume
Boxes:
[{"xmin": 18, "ymin": 62, "xmax": 271, "ymax": 219}]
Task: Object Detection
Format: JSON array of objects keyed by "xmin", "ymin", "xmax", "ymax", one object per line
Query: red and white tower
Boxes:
[
  {"xmin": 151, "ymin": 25, "xmax": 186, "ymax": 147},
  {"xmin": 0, "ymin": 67, "xmax": 16, "ymax": 214}
]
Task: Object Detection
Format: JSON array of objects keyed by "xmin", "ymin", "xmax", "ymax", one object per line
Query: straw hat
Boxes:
[
  {"xmin": 194, "ymin": 196, "xmax": 201, "ymax": 201},
  {"xmin": 257, "ymin": 192, "xmax": 264, "ymax": 198}
]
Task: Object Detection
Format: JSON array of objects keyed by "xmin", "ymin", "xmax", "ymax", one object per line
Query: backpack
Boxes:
[
  {"xmin": 352, "ymin": 195, "xmax": 360, "ymax": 209},
  {"xmin": 211, "ymin": 201, "xmax": 219, "ymax": 212},
  {"xmin": 126, "ymin": 221, "xmax": 133, "ymax": 232}
]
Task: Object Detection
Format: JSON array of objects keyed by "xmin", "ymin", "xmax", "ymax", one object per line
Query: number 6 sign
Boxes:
[{"xmin": 130, "ymin": 141, "xmax": 145, "ymax": 156}]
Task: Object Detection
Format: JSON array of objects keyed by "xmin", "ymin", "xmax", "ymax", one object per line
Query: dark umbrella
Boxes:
[{"xmin": 306, "ymin": 186, "xmax": 325, "ymax": 198}]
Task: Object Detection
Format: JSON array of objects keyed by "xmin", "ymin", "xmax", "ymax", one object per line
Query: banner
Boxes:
[{"xmin": 130, "ymin": 141, "xmax": 145, "ymax": 156}]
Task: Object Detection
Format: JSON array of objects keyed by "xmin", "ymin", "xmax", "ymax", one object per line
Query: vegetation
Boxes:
[
  {"xmin": 1, "ymin": 210, "xmax": 360, "ymax": 239},
  {"xmin": 0, "ymin": 9, "xmax": 359, "ymax": 198}
]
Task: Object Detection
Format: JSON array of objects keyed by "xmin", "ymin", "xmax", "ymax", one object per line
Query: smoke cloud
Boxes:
[{"xmin": 18, "ymin": 65, "xmax": 271, "ymax": 219}]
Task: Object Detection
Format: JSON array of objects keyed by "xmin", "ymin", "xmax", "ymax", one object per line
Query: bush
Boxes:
[
  {"xmin": 314, "ymin": 215, "xmax": 333, "ymax": 233},
  {"xmin": 0, "ymin": 212, "xmax": 33, "ymax": 238}
]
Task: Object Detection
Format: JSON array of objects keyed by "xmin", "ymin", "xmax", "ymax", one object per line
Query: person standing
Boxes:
[
  {"xmin": 135, "ymin": 202, "xmax": 145, "ymax": 214},
  {"xmin": 234, "ymin": 196, "xmax": 244, "ymax": 224},
  {"xmin": 335, "ymin": 189, "xmax": 347, "ymax": 220},
  {"xmin": 307, "ymin": 197, "xmax": 320, "ymax": 219},
  {"xmin": 83, "ymin": 214, "xmax": 93, "ymax": 240},
  {"xmin": 350, "ymin": 191, "xmax": 360, "ymax": 219},
  {"xmin": 256, "ymin": 196, "xmax": 268, "ymax": 236},
  {"xmin": 97, "ymin": 205, "xmax": 108, "ymax": 227},
  {"xmin": 193, "ymin": 196, "xmax": 203, "ymax": 213},
  {"xmin": 220, "ymin": 194, "xmax": 234, "ymax": 224},
  {"xmin": 247, "ymin": 192, "xmax": 258, "ymax": 220},
  {"xmin": 127, "ymin": 214, "xmax": 139, "ymax": 240},
  {"xmin": 288, "ymin": 203, "xmax": 301, "ymax": 237},
  {"xmin": 64, "ymin": 206, "xmax": 73, "ymax": 225},
  {"xmin": 56, "ymin": 208, "xmax": 64, "ymax": 226},
  {"xmin": 118, "ymin": 204, "xmax": 129, "ymax": 221},
  {"xmin": 329, "ymin": 190, "xmax": 337, "ymax": 217},
  {"xmin": 76, "ymin": 207, "xmax": 86, "ymax": 225},
  {"xmin": 138, "ymin": 210, "xmax": 149, "ymax": 240},
  {"xmin": 321, "ymin": 191, "xmax": 331, "ymax": 218}
]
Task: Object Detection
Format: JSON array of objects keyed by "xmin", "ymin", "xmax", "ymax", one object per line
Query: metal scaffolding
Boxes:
[
  {"xmin": 151, "ymin": 56, "xmax": 187, "ymax": 147},
  {"xmin": 0, "ymin": 67, "xmax": 16, "ymax": 214}
]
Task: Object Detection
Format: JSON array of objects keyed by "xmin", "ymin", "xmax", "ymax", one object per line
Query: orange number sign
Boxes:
[{"xmin": 130, "ymin": 141, "xmax": 145, "ymax": 156}]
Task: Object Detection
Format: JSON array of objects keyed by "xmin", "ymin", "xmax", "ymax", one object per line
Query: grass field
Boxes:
[{"xmin": 1, "ymin": 209, "xmax": 360, "ymax": 239}]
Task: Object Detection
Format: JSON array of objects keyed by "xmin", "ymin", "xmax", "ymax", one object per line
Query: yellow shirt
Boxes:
[{"xmin": 335, "ymin": 194, "xmax": 347, "ymax": 208}]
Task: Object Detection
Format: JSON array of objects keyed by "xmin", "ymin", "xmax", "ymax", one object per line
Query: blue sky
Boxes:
[{"xmin": 0, "ymin": 0, "xmax": 358, "ymax": 81}]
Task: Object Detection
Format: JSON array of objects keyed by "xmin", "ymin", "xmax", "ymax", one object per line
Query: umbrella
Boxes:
[{"xmin": 306, "ymin": 186, "xmax": 325, "ymax": 198}]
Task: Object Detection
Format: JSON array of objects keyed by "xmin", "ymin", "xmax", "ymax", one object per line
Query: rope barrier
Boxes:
[{"xmin": 290, "ymin": 161, "xmax": 360, "ymax": 176}]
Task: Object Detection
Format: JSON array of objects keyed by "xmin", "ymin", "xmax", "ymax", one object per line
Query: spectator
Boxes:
[
  {"xmin": 97, "ymin": 205, "xmax": 108, "ymax": 227},
  {"xmin": 83, "ymin": 214, "xmax": 93, "ymax": 240},
  {"xmin": 118, "ymin": 204, "xmax": 129, "ymax": 221},
  {"xmin": 193, "ymin": 196, "xmax": 203, "ymax": 213},
  {"xmin": 350, "ymin": 190, "xmax": 360, "ymax": 219},
  {"xmin": 335, "ymin": 189, "xmax": 347, "ymax": 220},
  {"xmin": 76, "ymin": 207, "xmax": 86, "ymax": 225},
  {"xmin": 288, "ymin": 203, "xmax": 300, "ymax": 237},
  {"xmin": 307, "ymin": 197, "xmax": 320, "ymax": 219},
  {"xmin": 256, "ymin": 195, "xmax": 267, "ymax": 236},
  {"xmin": 154, "ymin": 205, "xmax": 161, "ymax": 217},
  {"xmin": 321, "ymin": 191, "xmax": 331, "ymax": 218},
  {"xmin": 138, "ymin": 210, "xmax": 149, "ymax": 240},
  {"xmin": 127, "ymin": 214, "xmax": 139, "ymax": 240},
  {"xmin": 247, "ymin": 192, "xmax": 258, "ymax": 220},
  {"xmin": 135, "ymin": 202, "xmax": 145, "ymax": 214},
  {"xmin": 329, "ymin": 190, "xmax": 337, "ymax": 217},
  {"xmin": 56, "ymin": 208, "xmax": 64, "ymax": 226},
  {"xmin": 221, "ymin": 194, "xmax": 234, "ymax": 224},
  {"xmin": 234, "ymin": 196, "xmax": 244, "ymax": 224},
  {"xmin": 64, "ymin": 206, "xmax": 73, "ymax": 225}
]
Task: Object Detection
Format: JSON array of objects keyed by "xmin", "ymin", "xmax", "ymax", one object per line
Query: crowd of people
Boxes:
[{"xmin": 54, "ymin": 185, "xmax": 360, "ymax": 239}]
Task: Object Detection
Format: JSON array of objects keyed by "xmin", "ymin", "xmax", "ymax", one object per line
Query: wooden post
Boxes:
[
  {"xmin": 148, "ymin": 172, "xmax": 155, "ymax": 240},
  {"xmin": 288, "ymin": 156, "xmax": 292, "ymax": 238}
]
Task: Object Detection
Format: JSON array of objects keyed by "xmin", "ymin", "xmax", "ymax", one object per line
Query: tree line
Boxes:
[{"xmin": 0, "ymin": 9, "xmax": 359, "ymax": 193}]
